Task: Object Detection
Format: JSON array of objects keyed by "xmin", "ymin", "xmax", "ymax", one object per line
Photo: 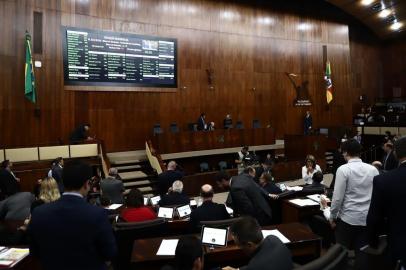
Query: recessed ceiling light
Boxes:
[
  {"xmin": 361, "ymin": 0, "xmax": 374, "ymax": 6},
  {"xmin": 390, "ymin": 22, "xmax": 403, "ymax": 31},
  {"xmin": 378, "ymin": 9, "xmax": 392, "ymax": 18}
]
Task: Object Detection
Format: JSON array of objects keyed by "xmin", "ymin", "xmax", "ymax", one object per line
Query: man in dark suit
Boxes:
[
  {"xmin": 215, "ymin": 172, "xmax": 272, "ymax": 225},
  {"xmin": 0, "ymin": 160, "xmax": 20, "ymax": 199},
  {"xmin": 0, "ymin": 192, "xmax": 34, "ymax": 220},
  {"xmin": 197, "ymin": 113, "xmax": 207, "ymax": 131},
  {"xmin": 254, "ymin": 160, "xmax": 273, "ymax": 183},
  {"xmin": 304, "ymin": 111, "xmax": 312, "ymax": 135},
  {"xmin": 367, "ymin": 136, "xmax": 406, "ymax": 268},
  {"xmin": 223, "ymin": 217, "xmax": 293, "ymax": 270},
  {"xmin": 69, "ymin": 123, "xmax": 91, "ymax": 143},
  {"xmin": 223, "ymin": 114, "xmax": 233, "ymax": 129},
  {"xmin": 158, "ymin": 161, "xmax": 184, "ymax": 195},
  {"xmin": 303, "ymin": 171, "xmax": 325, "ymax": 194},
  {"xmin": 190, "ymin": 184, "xmax": 230, "ymax": 230},
  {"xmin": 382, "ymin": 142, "xmax": 398, "ymax": 171},
  {"xmin": 28, "ymin": 161, "xmax": 117, "ymax": 270},
  {"xmin": 51, "ymin": 157, "xmax": 64, "ymax": 193},
  {"xmin": 159, "ymin": 180, "xmax": 190, "ymax": 207}
]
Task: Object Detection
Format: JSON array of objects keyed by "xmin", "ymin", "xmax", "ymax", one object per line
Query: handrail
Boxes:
[
  {"xmin": 146, "ymin": 140, "xmax": 165, "ymax": 173},
  {"xmin": 98, "ymin": 139, "xmax": 111, "ymax": 178}
]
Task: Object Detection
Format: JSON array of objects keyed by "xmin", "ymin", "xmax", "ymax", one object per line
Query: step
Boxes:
[
  {"xmin": 116, "ymin": 164, "xmax": 142, "ymax": 171},
  {"xmin": 119, "ymin": 171, "xmax": 147, "ymax": 180},
  {"xmin": 123, "ymin": 180, "xmax": 152, "ymax": 187},
  {"xmin": 111, "ymin": 159, "xmax": 144, "ymax": 166},
  {"xmin": 138, "ymin": 186, "xmax": 153, "ymax": 193}
]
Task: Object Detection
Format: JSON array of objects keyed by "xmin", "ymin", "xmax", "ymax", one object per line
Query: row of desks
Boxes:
[{"xmin": 131, "ymin": 222, "xmax": 321, "ymax": 270}]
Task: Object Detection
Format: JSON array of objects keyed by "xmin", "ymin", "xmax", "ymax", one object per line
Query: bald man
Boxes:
[
  {"xmin": 158, "ymin": 161, "xmax": 184, "ymax": 195},
  {"xmin": 189, "ymin": 184, "xmax": 230, "ymax": 231}
]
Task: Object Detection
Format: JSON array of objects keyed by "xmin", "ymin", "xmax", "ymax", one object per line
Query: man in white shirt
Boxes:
[{"xmin": 329, "ymin": 139, "xmax": 379, "ymax": 269}]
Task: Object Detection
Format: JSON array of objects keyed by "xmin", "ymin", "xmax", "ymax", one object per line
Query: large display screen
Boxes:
[{"xmin": 62, "ymin": 27, "xmax": 177, "ymax": 88}]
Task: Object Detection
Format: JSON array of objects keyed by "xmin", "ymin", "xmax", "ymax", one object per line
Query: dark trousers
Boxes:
[{"xmin": 335, "ymin": 219, "xmax": 369, "ymax": 270}]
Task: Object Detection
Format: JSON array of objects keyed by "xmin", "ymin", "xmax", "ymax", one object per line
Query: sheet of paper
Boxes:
[
  {"xmin": 156, "ymin": 239, "xmax": 179, "ymax": 256},
  {"xmin": 286, "ymin": 186, "xmax": 303, "ymax": 191},
  {"xmin": 306, "ymin": 194, "xmax": 321, "ymax": 202},
  {"xmin": 190, "ymin": 199, "xmax": 197, "ymax": 206},
  {"xmin": 262, "ymin": 229, "xmax": 291, "ymax": 244},
  {"xmin": 144, "ymin": 197, "xmax": 148, "ymax": 205},
  {"xmin": 106, "ymin": 204, "xmax": 122, "ymax": 210},
  {"xmin": 289, "ymin": 198, "xmax": 319, "ymax": 207}
]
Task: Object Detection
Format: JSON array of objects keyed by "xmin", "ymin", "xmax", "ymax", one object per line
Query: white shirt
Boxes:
[
  {"xmin": 301, "ymin": 165, "xmax": 322, "ymax": 185},
  {"xmin": 330, "ymin": 158, "xmax": 379, "ymax": 226}
]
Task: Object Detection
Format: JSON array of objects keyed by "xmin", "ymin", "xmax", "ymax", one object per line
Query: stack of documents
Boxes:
[{"xmin": 0, "ymin": 248, "xmax": 29, "ymax": 267}]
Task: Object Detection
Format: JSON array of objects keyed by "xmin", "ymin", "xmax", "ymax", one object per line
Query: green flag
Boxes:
[{"xmin": 25, "ymin": 32, "xmax": 36, "ymax": 103}]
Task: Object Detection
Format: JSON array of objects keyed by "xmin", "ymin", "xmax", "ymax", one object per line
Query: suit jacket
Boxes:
[
  {"xmin": 157, "ymin": 170, "xmax": 184, "ymax": 195},
  {"xmin": 262, "ymin": 182, "xmax": 282, "ymax": 194},
  {"xmin": 254, "ymin": 166, "xmax": 272, "ymax": 183},
  {"xmin": 197, "ymin": 116, "xmax": 206, "ymax": 131},
  {"xmin": 229, "ymin": 174, "xmax": 272, "ymax": 225},
  {"xmin": 367, "ymin": 163, "xmax": 406, "ymax": 263},
  {"xmin": 0, "ymin": 192, "xmax": 34, "ymax": 220},
  {"xmin": 241, "ymin": 235, "xmax": 293, "ymax": 270},
  {"xmin": 159, "ymin": 192, "xmax": 189, "ymax": 207},
  {"xmin": 303, "ymin": 182, "xmax": 325, "ymax": 194},
  {"xmin": 304, "ymin": 115, "xmax": 312, "ymax": 130},
  {"xmin": 190, "ymin": 201, "xmax": 230, "ymax": 230},
  {"xmin": 382, "ymin": 151, "xmax": 398, "ymax": 171},
  {"xmin": 100, "ymin": 177, "xmax": 124, "ymax": 204},
  {"xmin": 51, "ymin": 165, "xmax": 64, "ymax": 193},
  {"xmin": 0, "ymin": 169, "xmax": 20, "ymax": 197},
  {"xmin": 28, "ymin": 194, "xmax": 117, "ymax": 270}
]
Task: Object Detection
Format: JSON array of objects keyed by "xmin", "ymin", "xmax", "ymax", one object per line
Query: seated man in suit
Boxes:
[
  {"xmin": 69, "ymin": 123, "xmax": 92, "ymax": 143},
  {"xmin": 258, "ymin": 173, "xmax": 281, "ymax": 199},
  {"xmin": 223, "ymin": 114, "xmax": 233, "ymax": 129},
  {"xmin": 28, "ymin": 160, "xmax": 117, "ymax": 270},
  {"xmin": 158, "ymin": 161, "xmax": 184, "ymax": 195},
  {"xmin": 223, "ymin": 216, "xmax": 293, "ymax": 270},
  {"xmin": 215, "ymin": 172, "xmax": 272, "ymax": 225},
  {"xmin": 162, "ymin": 235, "xmax": 203, "ymax": 270},
  {"xmin": 100, "ymin": 167, "xmax": 125, "ymax": 204},
  {"xmin": 0, "ymin": 160, "xmax": 20, "ymax": 198},
  {"xmin": 159, "ymin": 180, "xmax": 190, "ymax": 207},
  {"xmin": 0, "ymin": 192, "xmax": 34, "ymax": 220},
  {"xmin": 189, "ymin": 184, "xmax": 230, "ymax": 231},
  {"xmin": 303, "ymin": 171, "xmax": 325, "ymax": 194}
]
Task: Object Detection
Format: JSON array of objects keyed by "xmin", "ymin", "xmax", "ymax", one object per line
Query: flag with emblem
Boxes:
[{"xmin": 324, "ymin": 61, "xmax": 333, "ymax": 104}]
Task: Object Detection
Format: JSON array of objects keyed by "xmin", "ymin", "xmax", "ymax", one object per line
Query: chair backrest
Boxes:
[
  {"xmin": 200, "ymin": 217, "xmax": 242, "ymax": 229},
  {"xmin": 170, "ymin": 123, "xmax": 179, "ymax": 133},
  {"xmin": 153, "ymin": 124, "xmax": 163, "ymax": 135},
  {"xmin": 113, "ymin": 218, "xmax": 167, "ymax": 270},
  {"xmin": 295, "ymin": 244, "xmax": 348, "ymax": 270},
  {"xmin": 253, "ymin": 119, "xmax": 261, "ymax": 129},
  {"xmin": 235, "ymin": 121, "xmax": 244, "ymax": 129},
  {"xmin": 187, "ymin": 123, "xmax": 197, "ymax": 131},
  {"xmin": 200, "ymin": 162, "xmax": 209, "ymax": 172},
  {"xmin": 218, "ymin": 161, "xmax": 228, "ymax": 171},
  {"xmin": 70, "ymin": 143, "xmax": 98, "ymax": 158}
]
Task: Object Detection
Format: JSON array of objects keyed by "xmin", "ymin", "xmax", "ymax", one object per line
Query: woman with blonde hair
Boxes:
[{"xmin": 31, "ymin": 177, "xmax": 61, "ymax": 212}]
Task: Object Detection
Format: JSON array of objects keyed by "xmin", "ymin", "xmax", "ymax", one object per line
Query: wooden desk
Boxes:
[
  {"xmin": 152, "ymin": 128, "xmax": 275, "ymax": 154},
  {"xmin": 282, "ymin": 199, "xmax": 321, "ymax": 223},
  {"xmin": 131, "ymin": 222, "xmax": 321, "ymax": 270}
]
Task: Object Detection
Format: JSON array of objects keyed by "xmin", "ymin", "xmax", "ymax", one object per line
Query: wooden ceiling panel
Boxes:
[{"xmin": 327, "ymin": 0, "xmax": 406, "ymax": 39}]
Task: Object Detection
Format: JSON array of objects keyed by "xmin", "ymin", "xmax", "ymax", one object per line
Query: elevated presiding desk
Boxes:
[{"xmin": 152, "ymin": 128, "xmax": 276, "ymax": 155}]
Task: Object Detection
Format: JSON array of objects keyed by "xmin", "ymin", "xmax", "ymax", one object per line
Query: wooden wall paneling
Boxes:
[{"xmin": 0, "ymin": 0, "xmax": 384, "ymax": 152}]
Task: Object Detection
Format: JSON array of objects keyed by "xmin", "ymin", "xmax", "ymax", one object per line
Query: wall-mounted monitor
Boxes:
[{"xmin": 62, "ymin": 27, "xmax": 177, "ymax": 90}]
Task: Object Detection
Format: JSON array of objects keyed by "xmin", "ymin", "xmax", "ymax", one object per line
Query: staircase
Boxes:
[{"xmin": 107, "ymin": 150, "xmax": 157, "ymax": 196}]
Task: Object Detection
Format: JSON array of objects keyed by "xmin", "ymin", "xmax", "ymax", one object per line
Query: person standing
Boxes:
[
  {"xmin": 223, "ymin": 114, "xmax": 233, "ymax": 129},
  {"xmin": 329, "ymin": 139, "xmax": 379, "ymax": 269},
  {"xmin": 304, "ymin": 111, "xmax": 312, "ymax": 135},
  {"xmin": 100, "ymin": 168, "xmax": 125, "ymax": 204},
  {"xmin": 157, "ymin": 161, "xmax": 184, "ymax": 195},
  {"xmin": 69, "ymin": 123, "xmax": 92, "ymax": 143},
  {"xmin": 367, "ymin": 136, "xmax": 406, "ymax": 269},
  {"xmin": 28, "ymin": 161, "xmax": 117, "ymax": 270},
  {"xmin": 197, "ymin": 113, "xmax": 207, "ymax": 131},
  {"xmin": 382, "ymin": 142, "xmax": 398, "ymax": 171}
]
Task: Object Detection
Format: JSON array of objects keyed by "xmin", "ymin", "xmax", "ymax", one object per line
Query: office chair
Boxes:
[
  {"xmin": 235, "ymin": 121, "xmax": 244, "ymax": 129},
  {"xmin": 200, "ymin": 217, "xmax": 243, "ymax": 229},
  {"xmin": 187, "ymin": 123, "xmax": 198, "ymax": 131},
  {"xmin": 170, "ymin": 123, "xmax": 179, "ymax": 133},
  {"xmin": 294, "ymin": 244, "xmax": 348, "ymax": 270},
  {"xmin": 113, "ymin": 218, "xmax": 168, "ymax": 270},
  {"xmin": 218, "ymin": 161, "xmax": 228, "ymax": 171},
  {"xmin": 253, "ymin": 119, "xmax": 261, "ymax": 129},
  {"xmin": 199, "ymin": 162, "xmax": 210, "ymax": 172},
  {"xmin": 153, "ymin": 124, "xmax": 163, "ymax": 135}
]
